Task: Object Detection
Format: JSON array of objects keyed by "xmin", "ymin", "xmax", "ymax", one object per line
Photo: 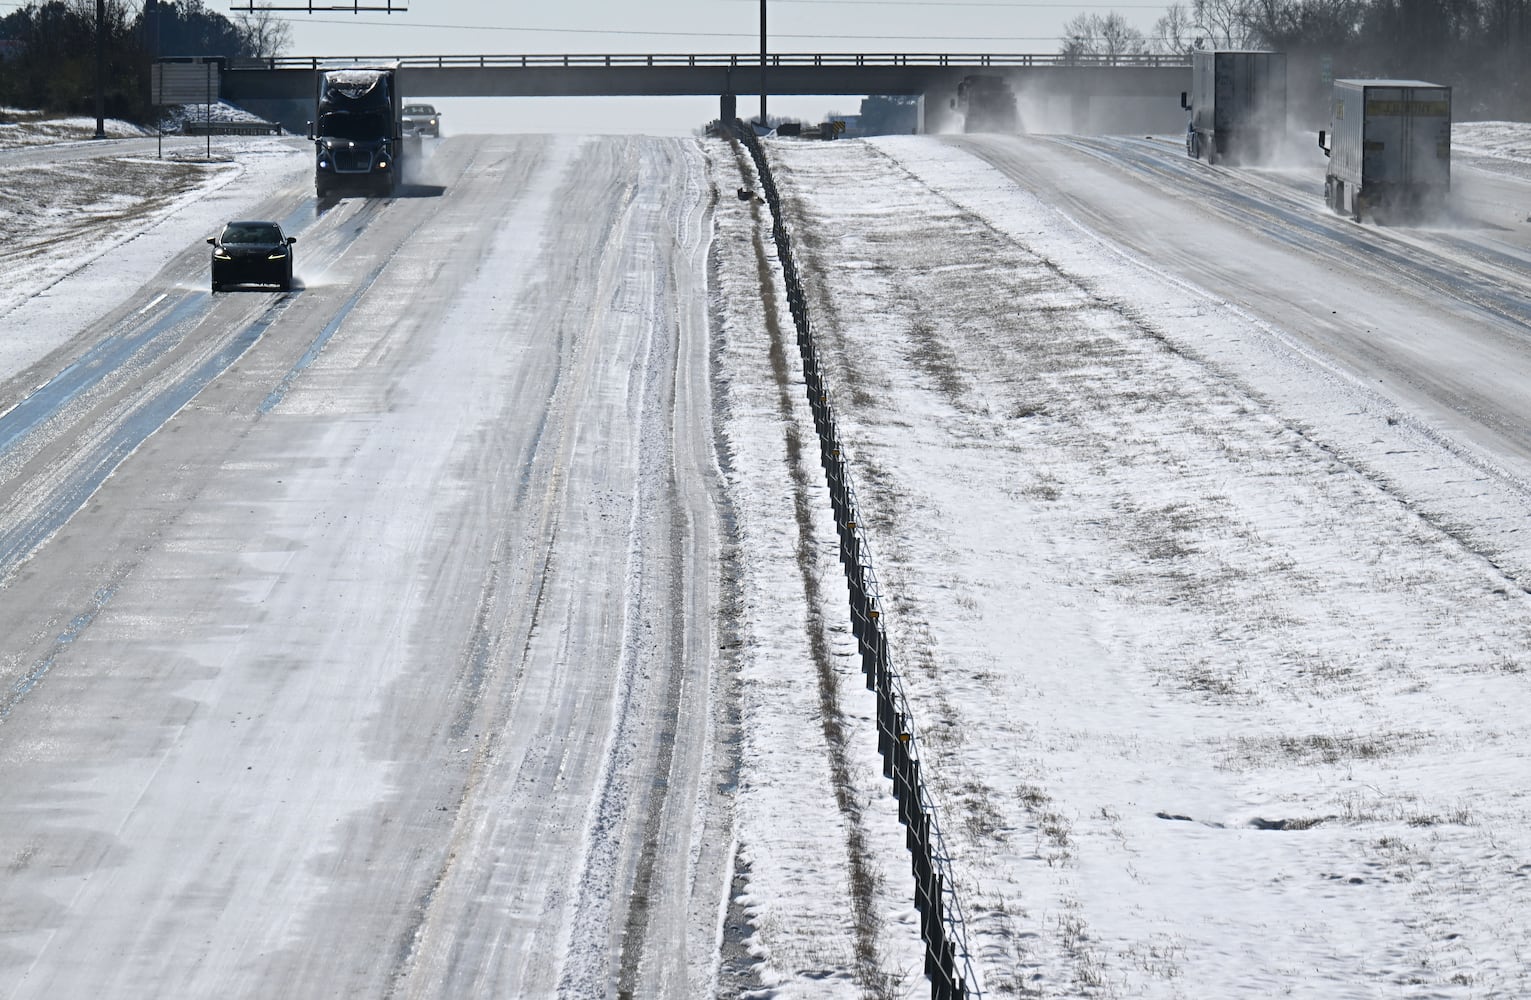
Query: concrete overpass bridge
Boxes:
[{"xmin": 218, "ymin": 52, "xmax": 1193, "ymax": 134}]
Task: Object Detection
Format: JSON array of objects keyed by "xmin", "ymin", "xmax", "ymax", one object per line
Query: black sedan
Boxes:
[{"xmin": 209, "ymin": 221, "xmax": 296, "ymax": 292}]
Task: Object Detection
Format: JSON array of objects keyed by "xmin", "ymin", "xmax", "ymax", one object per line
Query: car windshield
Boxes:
[
  {"xmin": 404, "ymin": 105, "xmax": 435, "ymax": 115},
  {"xmin": 222, "ymin": 223, "xmax": 281, "ymax": 244}
]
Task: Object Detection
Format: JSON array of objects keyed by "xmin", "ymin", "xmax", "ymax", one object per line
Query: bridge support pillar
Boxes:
[
  {"xmin": 721, "ymin": 92, "xmax": 737, "ymax": 122},
  {"xmin": 1072, "ymin": 92, "xmax": 1092, "ymax": 132}
]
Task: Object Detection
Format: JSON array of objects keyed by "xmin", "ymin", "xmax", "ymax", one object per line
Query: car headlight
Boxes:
[
  {"xmin": 267, "ymin": 249, "xmax": 289, "ymax": 260},
  {"xmin": 213, "ymin": 248, "xmax": 232, "ymax": 260},
  {"xmin": 377, "ymin": 158, "xmax": 389, "ymax": 169}
]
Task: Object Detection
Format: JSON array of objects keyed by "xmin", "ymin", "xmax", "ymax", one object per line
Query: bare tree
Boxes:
[
  {"xmin": 1103, "ymin": 11, "xmax": 1151, "ymax": 54},
  {"xmin": 1193, "ymin": 0, "xmax": 1263, "ymax": 47},
  {"xmin": 1245, "ymin": 0, "xmax": 1366, "ymax": 49},
  {"xmin": 1059, "ymin": 16, "xmax": 1094, "ymax": 63},
  {"xmin": 1059, "ymin": 11, "xmax": 1150, "ymax": 60},
  {"xmin": 1153, "ymin": 2, "xmax": 1200, "ymax": 54},
  {"xmin": 235, "ymin": 3, "xmax": 292, "ymax": 59},
  {"xmin": 1145, "ymin": 0, "xmax": 1530, "ymax": 116}
]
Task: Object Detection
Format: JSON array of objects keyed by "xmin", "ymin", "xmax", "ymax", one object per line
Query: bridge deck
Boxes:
[
  {"xmin": 231, "ymin": 52, "xmax": 1190, "ymax": 71},
  {"xmin": 221, "ymin": 52, "xmax": 1190, "ymax": 100},
  {"xmin": 214, "ymin": 53, "xmax": 1193, "ymax": 134}
]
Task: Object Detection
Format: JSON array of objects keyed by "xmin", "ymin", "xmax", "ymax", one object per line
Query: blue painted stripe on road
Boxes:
[
  {"xmin": 0, "ymin": 583, "xmax": 118, "ymax": 721},
  {"xmin": 258, "ymin": 259, "xmax": 387, "ymax": 415},
  {"xmin": 0, "ymin": 292, "xmax": 203, "ymax": 458},
  {"xmin": 0, "ymin": 296, "xmax": 295, "ymax": 580}
]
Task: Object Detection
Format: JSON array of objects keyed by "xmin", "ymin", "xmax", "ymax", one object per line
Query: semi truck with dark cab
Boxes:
[
  {"xmin": 1319, "ymin": 79, "xmax": 1451, "ymax": 223},
  {"xmin": 307, "ymin": 64, "xmax": 403, "ymax": 198},
  {"xmin": 1180, "ymin": 50, "xmax": 1287, "ymax": 165},
  {"xmin": 954, "ymin": 76, "xmax": 1019, "ymax": 134}
]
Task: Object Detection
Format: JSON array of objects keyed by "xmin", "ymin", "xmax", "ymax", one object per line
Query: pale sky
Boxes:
[
  {"xmin": 275, "ymin": 0, "xmax": 1166, "ymax": 51},
  {"xmin": 267, "ymin": 0, "xmax": 1171, "ymax": 133}
]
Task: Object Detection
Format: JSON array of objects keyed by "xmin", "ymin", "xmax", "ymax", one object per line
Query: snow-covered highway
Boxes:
[
  {"xmin": 951, "ymin": 131, "xmax": 1531, "ymax": 482},
  {"xmin": 1, "ymin": 131, "xmax": 732, "ymax": 998},
  {"xmin": 2, "ymin": 118, "xmax": 1531, "ymax": 999}
]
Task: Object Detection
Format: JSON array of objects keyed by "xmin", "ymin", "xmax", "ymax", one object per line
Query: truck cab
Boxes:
[{"xmin": 308, "ymin": 65, "xmax": 402, "ymax": 198}]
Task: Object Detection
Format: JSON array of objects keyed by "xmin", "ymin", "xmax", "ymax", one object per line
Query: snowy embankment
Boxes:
[
  {"xmin": 0, "ymin": 119, "xmax": 306, "ymax": 379},
  {"xmin": 0, "ymin": 110, "xmax": 150, "ymax": 144},
  {"xmin": 1454, "ymin": 121, "xmax": 1531, "ymax": 162},
  {"xmin": 745, "ymin": 124, "xmax": 1531, "ymax": 998}
]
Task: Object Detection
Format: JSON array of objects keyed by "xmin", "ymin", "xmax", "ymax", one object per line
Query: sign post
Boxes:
[
  {"xmin": 152, "ymin": 57, "xmax": 223, "ymax": 159},
  {"xmin": 759, "ymin": 0, "xmax": 768, "ymax": 126},
  {"xmin": 94, "ymin": 0, "xmax": 105, "ymax": 139}
]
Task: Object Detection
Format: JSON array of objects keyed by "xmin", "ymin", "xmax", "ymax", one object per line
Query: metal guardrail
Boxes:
[
  {"xmin": 227, "ymin": 51, "xmax": 1188, "ymax": 71},
  {"xmin": 180, "ymin": 120, "xmax": 282, "ymax": 135},
  {"xmin": 728, "ymin": 119, "xmax": 984, "ymax": 1000}
]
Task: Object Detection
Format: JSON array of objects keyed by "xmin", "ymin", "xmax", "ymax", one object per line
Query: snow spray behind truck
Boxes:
[
  {"xmin": 1180, "ymin": 50, "xmax": 1287, "ymax": 165},
  {"xmin": 306, "ymin": 64, "xmax": 403, "ymax": 198},
  {"xmin": 954, "ymin": 75, "xmax": 1019, "ymax": 133},
  {"xmin": 1319, "ymin": 79, "xmax": 1451, "ymax": 223}
]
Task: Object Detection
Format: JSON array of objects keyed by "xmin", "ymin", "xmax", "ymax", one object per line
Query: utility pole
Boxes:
[
  {"xmin": 759, "ymin": 0, "xmax": 767, "ymax": 125},
  {"xmin": 143, "ymin": 0, "xmax": 159, "ymax": 116},
  {"xmin": 94, "ymin": 0, "xmax": 106, "ymax": 138}
]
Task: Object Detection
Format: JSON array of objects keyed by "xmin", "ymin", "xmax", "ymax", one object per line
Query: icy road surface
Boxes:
[
  {"xmin": 5, "ymin": 118, "xmax": 1531, "ymax": 1000},
  {"xmin": 740, "ymin": 129, "xmax": 1531, "ymax": 996},
  {"xmin": 0, "ymin": 133, "xmax": 736, "ymax": 998}
]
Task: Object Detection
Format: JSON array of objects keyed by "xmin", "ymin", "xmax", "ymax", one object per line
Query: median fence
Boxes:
[{"xmin": 729, "ymin": 120, "xmax": 983, "ymax": 1000}]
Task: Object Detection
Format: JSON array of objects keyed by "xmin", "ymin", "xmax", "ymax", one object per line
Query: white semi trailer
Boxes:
[
  {"xmin": 1319, "ymin": 79, "xmax": 1451, "ymax": 222},
  {"xmin": 1180, "ymin": 50, "xmax": 1287, "ymax": 165}
]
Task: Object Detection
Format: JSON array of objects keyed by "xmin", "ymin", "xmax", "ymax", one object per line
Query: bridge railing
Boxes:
[{"xmin": 227, "ymin": 52, "xmax": 1189, "ymax": 71}]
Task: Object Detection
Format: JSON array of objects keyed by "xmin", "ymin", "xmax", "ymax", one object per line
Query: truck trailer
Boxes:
[
  {"xmin": 1319, "ymin": 79, "xmax": 1451, "ymax": 223},
  {"xmin": 1180, "ymin": 50, "xmax": 1287, "ymax": 165},
  {"xmin": 307, "ymin": 64, "xmax": 403, "ymax": 198}
]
